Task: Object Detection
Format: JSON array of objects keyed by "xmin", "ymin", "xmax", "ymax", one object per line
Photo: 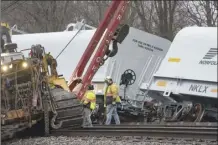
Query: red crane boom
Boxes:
[{"xmin": 68, "ymin": 0, "xmax": 130, "ymax": 99}]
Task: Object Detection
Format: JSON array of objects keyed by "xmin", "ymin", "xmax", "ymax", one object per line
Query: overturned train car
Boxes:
[{"xmin": 143, "ymin": 27, "xmax": 218, "ymax": 122}]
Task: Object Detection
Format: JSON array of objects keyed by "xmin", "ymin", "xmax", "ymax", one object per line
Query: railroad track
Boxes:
[{"xmin": 51, "ymin": 123, "xmax": 218, "ymax": 140}]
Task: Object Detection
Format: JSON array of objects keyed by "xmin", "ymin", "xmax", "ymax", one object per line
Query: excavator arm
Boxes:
[{"xmin": 68, "ymin": 0, "xmax": 130, "ymax": 99}]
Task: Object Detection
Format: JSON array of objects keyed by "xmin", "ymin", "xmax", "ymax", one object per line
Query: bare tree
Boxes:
[
  {"xmin": 182, "ymin": 1, "xmax": 217, "ymax": 26},
  {"xmin": 132, "ymin": 1, "xmax": 181, "ymax": 41},
  {"xmin": 132, "ymin": 1, "xmax": 155, "ymax": 33},
  {"xmin": 2, "ymin": 0, "xmax": 215, "ymax": 39},
  {"xmin": 1, "ymin": 1, "xmax": 85, "ymax": 33},
  {"xmin": 15, "ymin": 1, "xmax": 76, "ymax": 32},
  {"xmin": 152, "ymin": 1, "xmax": 179, "ymax": 41},
  {"xmin": 120, "ymin": 2, "xmax": 139, "ymax": 27},
  {"xmin": 69, "ymin": 1, "xmax": 110, "ymax": 27}
]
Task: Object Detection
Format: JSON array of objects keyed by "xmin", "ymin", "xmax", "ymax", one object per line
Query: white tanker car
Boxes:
[{"xmin": 141, "ymin": 27, "xmax": 218, "ymax": 122}]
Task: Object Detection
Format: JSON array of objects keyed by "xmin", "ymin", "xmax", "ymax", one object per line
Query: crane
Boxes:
[{"xmin": 68, "ymin": 0, "xmax": 130, "ymax": 100}]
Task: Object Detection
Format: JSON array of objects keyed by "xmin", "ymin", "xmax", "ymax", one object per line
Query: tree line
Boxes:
[{"xmin": 1, "ymin": 1, "xmax": 217, "ymax": 41}]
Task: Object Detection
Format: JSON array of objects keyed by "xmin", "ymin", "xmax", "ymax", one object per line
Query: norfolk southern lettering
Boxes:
[
  {"xmin": 199, "ymin": 60, "xmax": 217, "ymax": 65},
  {"xmin": 199, "ymin": 48, "xmax": 217, "ymax": 65}
]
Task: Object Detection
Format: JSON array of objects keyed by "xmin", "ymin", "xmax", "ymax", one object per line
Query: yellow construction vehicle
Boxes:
[{"xmin": 1, "ymin": 22, "xmax": 84, "ymax": 140}]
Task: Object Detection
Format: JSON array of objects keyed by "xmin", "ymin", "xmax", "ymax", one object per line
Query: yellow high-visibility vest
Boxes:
[
  {"xmin": 83, "ymin": 90, "xmax": 96, "ymax": 110},
  {"xmin": 104, "ymin": 83, "xmax": 121, "ymax": 106}
]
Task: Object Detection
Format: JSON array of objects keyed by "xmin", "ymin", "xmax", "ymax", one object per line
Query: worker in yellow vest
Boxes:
[
  {"xmin": 82, "ymin": 84, "xmax": 96, "ymax": 127},
  {"xmin": 104, "ymin": 76, "xmax": 121, "ymax": 125}
]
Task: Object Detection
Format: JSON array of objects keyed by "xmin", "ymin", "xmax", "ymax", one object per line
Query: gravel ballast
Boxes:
[{"xmin": 3, "ymin": 136, "xmax": 218, "ymax": 145}]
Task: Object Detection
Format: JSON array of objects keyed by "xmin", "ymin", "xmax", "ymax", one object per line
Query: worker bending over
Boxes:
[
  {"xmin": 104, "ymin": 76, "xmax": 121, "ymax": 125},
  {"xmin": 82, "ymin": 84, "xmax": 96, "ymax": 127}
]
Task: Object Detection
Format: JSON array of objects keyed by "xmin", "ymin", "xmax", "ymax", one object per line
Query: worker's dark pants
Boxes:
[
  {"xmin": 105, "ymin": 104, "xmax": 120, "ymax": 125},
  {"xmin": 82, "ymin": 108, "xmax": 93, "ymax": 127}
]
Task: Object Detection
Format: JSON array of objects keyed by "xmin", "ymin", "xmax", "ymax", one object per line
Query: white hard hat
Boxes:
[
  {"xmin": 106, "ymin": 76, "xmax": 112, "ymax": 79},
  {"xmin": 105, "ymin": 76, "xmax": 112, "ymax": 81}
]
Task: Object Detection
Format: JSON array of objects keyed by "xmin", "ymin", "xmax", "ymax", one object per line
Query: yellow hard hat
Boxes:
[{"xmin": 1, "ymin": 22, "xmax": 10, "ymax": 29}]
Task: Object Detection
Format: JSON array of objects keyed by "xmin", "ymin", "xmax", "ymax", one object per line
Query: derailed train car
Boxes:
[{"xmin": 142, "ymin": 27, "xmax": 218, "ymax": 122}]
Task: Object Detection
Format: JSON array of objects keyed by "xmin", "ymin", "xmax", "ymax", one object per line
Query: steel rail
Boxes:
[
  {"xmin": 51, "ymin": 125, "xmax": 218, "ymax": 140},
  {"xmin": 93, "ymin": 122, "xmax": 218, "ymax": 128}
]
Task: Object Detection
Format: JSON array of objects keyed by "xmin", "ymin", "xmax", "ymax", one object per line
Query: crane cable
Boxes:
[{"xmin": 55, "ymin": 22, "xmax": 86, "ymax": 59}]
